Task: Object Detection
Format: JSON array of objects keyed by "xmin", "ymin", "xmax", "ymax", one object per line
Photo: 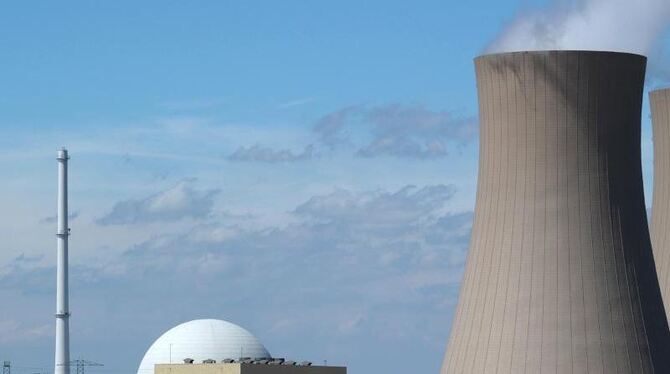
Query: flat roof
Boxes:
[{"xmin": 155, "ymin": 363, "xmax": 346, "ymax": 374}]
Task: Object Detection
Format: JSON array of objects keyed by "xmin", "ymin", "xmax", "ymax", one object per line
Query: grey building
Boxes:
[
  {"xmin": 651, "ymin": 88, "xmax": 670, "ymax": 317},
  {"xmin": 442, "ymin": 51, "xmax": 670, "ymax": 373}
]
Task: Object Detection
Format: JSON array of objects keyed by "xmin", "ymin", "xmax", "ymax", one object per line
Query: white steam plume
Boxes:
[{"xmin": 489, "ymin": 0, "xmax": 670, "ymax": 56}]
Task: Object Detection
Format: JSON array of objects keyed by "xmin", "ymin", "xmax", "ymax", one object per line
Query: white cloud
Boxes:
[
  {"xmin": 0, "ymin": 320, "xmax": 52, "ymax": 343},
  {"xmin": 228, "ymin": 144, "xmax": 314, "ymax": 163},
  {"xmin": 40, "ymin": 211, "xmax": 79, "ymax": 224},
  {"xmin": 1, "ymin": 184, "xmax": 472, "ymax": 373},
  {"xmin": 313, "ymin": 105, "xmax": 477, "ymax": 158},
  {"xmin": 294, "ymin": 185, "xmax": 457, "ymax": 232},
  {"xmin": 276, "ymin": 97, "xmax": 315, "ymax": 109},
  {"xmin": 96, "ymin": 179, "xmax": 219, "ymax": 225}
]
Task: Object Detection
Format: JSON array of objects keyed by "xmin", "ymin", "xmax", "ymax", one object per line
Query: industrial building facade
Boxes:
[
  {"xmin": 155, "ymin": 363, "xmax": 345, "ymax": 374},
  {"xmin": 442, "ymin": 51, "xmax": 670, "ymax": 373},
  {"xmin": 651, "ymin": 88, "xmax": 670, "ymax": 319}
]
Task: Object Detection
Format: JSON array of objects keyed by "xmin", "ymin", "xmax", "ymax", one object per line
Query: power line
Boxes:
[{"xmin": 65, "ymin": 360, "xmax": 103, "ymax": 374}]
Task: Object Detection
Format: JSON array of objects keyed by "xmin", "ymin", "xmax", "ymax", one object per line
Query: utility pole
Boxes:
[{"xmin": 67, "ymin": 360, "xmax": 103, "ymax": 374}]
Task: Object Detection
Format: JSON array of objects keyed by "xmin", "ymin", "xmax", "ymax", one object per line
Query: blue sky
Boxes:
[{"xmin": 1, "ymin": 1, "xmax": 669, "ymax": 373}]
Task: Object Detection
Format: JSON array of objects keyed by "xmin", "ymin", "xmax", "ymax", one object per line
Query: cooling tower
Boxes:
[
  {"xmin": 442, "ymin": 51, "xmax": 670, "ymax": 373},
  {"xmin": 651, "ymin": 88, "xmax": 670, "ymax": 317}
]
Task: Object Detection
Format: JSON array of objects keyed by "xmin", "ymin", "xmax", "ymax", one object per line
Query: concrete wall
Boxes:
[
  {"xmin": 442, "ymin": 51, "xmax": 670, "ymax": 373},
  {"xmin": 651, "ymin": 88, "xmax": 670, "ymax": 317},
  {"xmin": 155, "ymin": 364, "xmax": 345, "ymax": 374}
]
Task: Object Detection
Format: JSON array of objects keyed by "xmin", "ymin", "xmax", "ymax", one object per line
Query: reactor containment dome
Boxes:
[{"xmin": 137, "ymin": 319, "xmax": 271, "ymax": 374}]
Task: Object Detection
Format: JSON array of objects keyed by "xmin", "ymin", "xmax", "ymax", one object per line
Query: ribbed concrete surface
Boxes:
[
  {"xmin": 651, "ymin": 88, "xmax": 670, "ymax": 319},
  {"xmin": 442, "ymin": 51, "xmax": 670, "ymax": 373}
]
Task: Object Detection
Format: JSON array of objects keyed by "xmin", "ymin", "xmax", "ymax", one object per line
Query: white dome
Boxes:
[{"xmin": 137, "ymin": 319, "xmax": 271, "ymax": 374}]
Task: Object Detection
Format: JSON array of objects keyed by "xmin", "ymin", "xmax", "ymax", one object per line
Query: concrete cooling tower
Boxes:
[
  {"xmin": 650, "ymin": 88, "xmax": 670, "ymax": 318},
  {"xmin": 442, "ymin": 51, "xmax": 670, "ymax": 373}
]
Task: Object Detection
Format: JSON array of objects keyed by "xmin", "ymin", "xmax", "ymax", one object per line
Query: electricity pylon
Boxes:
[{"xmin": 67, "ymin": 360, "xmax": 103, "ymax": 374}]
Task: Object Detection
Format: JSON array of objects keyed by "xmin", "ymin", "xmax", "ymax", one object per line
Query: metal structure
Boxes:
[
  {"xmin": 442, "ymin": 51, "xmax": 670, "ymax": 373},
  {"xmin": 2, "ymin": 361, "xmax": 9, "ymax": 374},
  {"xmin": 68, "ymin": 360, "xmax": 103, "ymax": 374},
  {"xmin": 650, "ymin": 88, "xmax": 670, "ymax": 317},
  {"xmin": 55, "ymin": 148, "xmax": 70, "ymax": 374}
]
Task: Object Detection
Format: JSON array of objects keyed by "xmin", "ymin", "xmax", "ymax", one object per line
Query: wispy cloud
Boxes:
[
  {"xmin": 228, "ymin": 144, "xmax": 314, "ymax": 163},
  {"xmin": 0, "ymin": 255, "xmax": 51, "ymax": 293},
  {"xmin": 313, "ymin": 106, "xmax": 361, "ymax": 150},
  {"xmin": 96, "ymin": 179, "xmax": 219, "ymax": 225},
  {"xmin": 294, "ymin": 185, "xmax": 457, "ymax": 232},
  {"xmin": 160, "ymin": 98, "xmax": 226, "ymax": 111},
  {"xmin": 1, "ymin": 184, "xmax": 471, "ymax": 371},
  {"xmin": 0, "ymin": 320, "xmax": 52, "ymax": 343},
  {"xmin": 0, "ymin": 254, "xmax": 45, "ymax": 278},
  {"xmin": 277, "ymin": 97, "xmax": 315, "ymax": 109},
  {"xmin": 40, "ymin": 211, "xmax": 79, "ymax": 224},
  {"xmin": 95, "ymin": 183, "xmax": 469, "ymax": 296},
  {"xmin": 313, "ymin": 104, "xmax": 477, "ymax": 158}
]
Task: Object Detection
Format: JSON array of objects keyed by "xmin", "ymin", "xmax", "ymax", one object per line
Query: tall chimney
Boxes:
[
  {"xmin": 442, "ymin": 51, "xmax": 670, "ymax": 373},
  {"xmin": 650, "ymin": 88, "xmax": 670, "ymax": 316},
  {"xmin": 55, "ymin": 148, "xmax": 70, "ymax": 374}
]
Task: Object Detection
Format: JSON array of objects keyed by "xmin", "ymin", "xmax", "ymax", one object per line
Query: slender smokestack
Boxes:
[
  {"xmin": 442, "ymin": 51, "xmax": 670, "ymax": 373},
  {"xmin": 55, "ymin": 148, "xmax": 70, "ymax": 374}
]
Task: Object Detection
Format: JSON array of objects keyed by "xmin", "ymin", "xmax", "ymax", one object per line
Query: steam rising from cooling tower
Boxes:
[
  {"xmin": 488, "ymin": 0, "xmax": 670, "ymax": 56},
  {"xmin": 442, "ymin": 50, "xmax": 670, "ymax": 373}
]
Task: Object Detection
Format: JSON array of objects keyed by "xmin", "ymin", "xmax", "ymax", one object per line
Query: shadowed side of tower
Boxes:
[
  {"xmin": 442, "ymin": 51, "xmax": 670, "ymax": 373},
  {"xmin": 651, "ymin": 88, "xmax": 670, "ymax": 319}
]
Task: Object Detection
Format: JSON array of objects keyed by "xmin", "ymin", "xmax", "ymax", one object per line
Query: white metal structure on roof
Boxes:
[{"xmin": 137, "ymin": 319, "xmax": 271, "ymax": 374}]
